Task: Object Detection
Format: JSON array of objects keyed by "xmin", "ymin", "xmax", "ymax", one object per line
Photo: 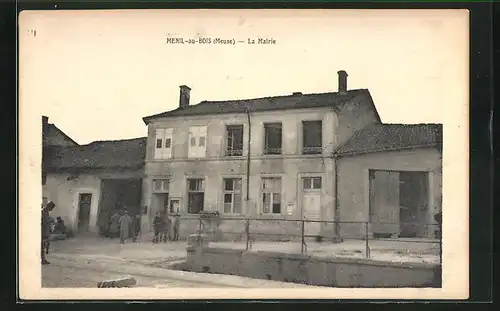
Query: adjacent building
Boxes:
[
  {"xmin": 42, "ymin": 116, "xmax": 146, "ymax": 235},
  {"xmin": 335, "ymin": 123, "xmax": 443, "ymax": 239}
]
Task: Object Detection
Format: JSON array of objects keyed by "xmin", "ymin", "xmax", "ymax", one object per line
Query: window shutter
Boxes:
[
  {"xmin": 188, "ymin": 127, "xmax": 198, "ymax": 158},
  {"xmin": 154, "ymin": 129, "xmax": 165, "ymax": 159},
  {"xmin": 164, "ymin": 128, "xmax": 173, "ymax": 159},
  {"xmin": 198, "ymin": 126, "xmax": 207, "ymax": 157}
]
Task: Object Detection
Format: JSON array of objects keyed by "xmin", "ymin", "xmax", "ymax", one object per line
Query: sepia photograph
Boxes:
[{"xmin": 18, "ymin": 9, "xmax": 469, "ymax": 300}]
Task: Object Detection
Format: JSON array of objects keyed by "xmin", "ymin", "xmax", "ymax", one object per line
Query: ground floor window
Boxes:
[
  {"xmin": 262, "ymin": 177, "xmax": 282, "ymax": 214},
  {"xmin": 223, "ymin": 178, "xmax": 242, "ymax": 214},
  {"xmin": 187, "ymin": 179, "xmax": 205, "ymax": 214}
]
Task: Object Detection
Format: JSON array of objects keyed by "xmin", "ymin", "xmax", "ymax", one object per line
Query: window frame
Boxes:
[
  {"xmin": 261, "ymin": 177, "xmax": 283, "ymax": 215},
  {"xmin": 301, "ymin": 120, "xmax": 323, "ymax": 155},
  {"xmin": 302, "ymin": 176, "xmax": 322, "ymax": 191},
  {"xmin": 222, "ymin": 178, "xmax": 243, "ymax": 214},
  {"xmin": 152, "ymin": 178, "xmax": 170, "ymax": 193},
  {"xmin": 225, "ymin": 124, "xmax": 244, "ymax": 157},
  {"xmin": 263, "ymin": 122, "xmax": 283, "ymax": 155},
  {"xmin": 187, "ymin": 178, "xmax": 205, "ymax": 214}
]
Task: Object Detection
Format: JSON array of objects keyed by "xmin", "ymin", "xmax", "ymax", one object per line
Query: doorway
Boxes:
[
  {"xmin": 399, "ymin": 171, "xmax": 429, "ymax": 238},
  {"xmin": 369, "ymin": 170, "xmax": 430, "ymax": 238},
  {"xmin": 302, "ymin": 176, "xmax": 322, "ymax": 238},
  {"xmin": 77, "ymin": 193, "xmax": 92, "ymax": 233}
]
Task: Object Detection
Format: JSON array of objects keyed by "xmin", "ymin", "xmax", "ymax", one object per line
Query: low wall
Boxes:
[
  {"xmin": 176, "ymin": 218, "xmax": 338, "ymax": 242},
  {"xmin": 185, "ymin": 245, "xmax": 441, "ymax": 287}
]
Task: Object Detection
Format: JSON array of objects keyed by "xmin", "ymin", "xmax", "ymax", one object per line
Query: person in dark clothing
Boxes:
[
  {"xmin": 53, "ymin": 217, "xmax": 66, "ymax": 234},
  {"xmin": 171, "ymin": 214, "xmax": 180, "ymax": 241},
  {"xmin": 153, "ymin": 212, "xmax": 163, "ymax": 243},
  {"xmin": 132, "ymin": 214, "xmax": 141, "ymax": 242},
  {"xmin": 41, "ymin": 201, "xmax": 56, "ymax": 265}
]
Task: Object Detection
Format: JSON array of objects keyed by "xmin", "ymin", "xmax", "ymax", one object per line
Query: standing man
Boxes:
[
  {"xmin": 153, "ymin": 212, "xmax": 162, "ymax": 243},
  {"xmin": 132, "ymin": 213, "xmax": 141, "ymax": 242},
  {"xmin": 41, "ymin": 201, "xmax": 56, "ymax": 265},
  {"xmin": 171, "ymin": 213, "xmax": 180, "ymax": 241},
  {"xmin": 118, "ymin": 210, "xmax": 132, "ymax": 244}
]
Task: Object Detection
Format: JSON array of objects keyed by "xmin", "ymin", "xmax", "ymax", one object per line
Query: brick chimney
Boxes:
[
  {"xmin": 179, "ymin": 85, "xmax": 191, "ymax": 109},
  {"xmin": 338, "ymin": 70, "xmax": 348, "ymax": 94}
]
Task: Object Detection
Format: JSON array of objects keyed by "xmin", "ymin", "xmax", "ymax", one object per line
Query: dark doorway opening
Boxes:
[
  {"xmin": 399, "ymin": 171, "xmax": 429, "ymax": 238},
  {"xmin": 369, "ymin": 170, "xmax": 430, "ymax": 238},
  {"xmin": 77, "ymin": 193, "xmax": 92, "ymax": 233},
  {"xmin": 97, "ymin": 179, "xmax": 142, "ymax": 237}
]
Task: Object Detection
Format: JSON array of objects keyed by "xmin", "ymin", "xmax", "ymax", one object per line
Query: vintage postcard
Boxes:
[{"xmin": 18, "ymin": 9, "xmax": 469, "ymax": 300}]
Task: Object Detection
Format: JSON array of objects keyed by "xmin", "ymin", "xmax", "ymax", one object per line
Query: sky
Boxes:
[{"xmin": 19, "ymin": 9, "xmax": 469, "ymax": 145}]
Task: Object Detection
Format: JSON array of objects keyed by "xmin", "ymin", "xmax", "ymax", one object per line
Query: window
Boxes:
[
  {"xmin": 226, "ymin": 125, "xmax": 244, "ymax": 156},
  {"xmin": 264, "ymin": 123, "xmax": 282, "ymax": 155},
  {"xmin": 303, "ymin": 177, "xmax": 322, "ymax": 190},
  {"xmin": 223, "ymin": 178, "xmax": 242, "ymax": 213},
  {"xmin": 169, "ymin": 199, "xmax": 180, "ymax": 213},
  {"xmin": 302, "ymin": 120, "xmax": 322, "ymax": 154},
  {"xmin": 152, "ymin": 179, "xmax": 170, "ymax": 193},
  {"xmin": 187, "ymin": 179, "xmax": 205, "ymax": 214},
  {"xmin": 262, "ymin": 177, "xmax": 282, "ymax": 214},
  {"xmin": 154, "ymin": 128, "xmax": 173, "ymax": 159},
  {"xmin": 188, "ymin": 126, "xmax": 207, "ymax": 158}
]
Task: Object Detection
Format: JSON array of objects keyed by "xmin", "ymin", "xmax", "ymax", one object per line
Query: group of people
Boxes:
[
  {"xmin": 153, "ymin": 212, "xmax": 180, "ymax": 243},
  {"xmin": 103, "ymin": 210, "xmax": 142, "ymax": 244}
]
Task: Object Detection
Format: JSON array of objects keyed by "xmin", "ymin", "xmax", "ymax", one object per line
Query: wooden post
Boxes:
[
  {"xmin": 301, "ymin": 219, "xmax": 305, "ymax": 255},
  {"xmin": 245, "ymin": 218, "xmax": 250, "ymax": 251},
  {"xmin": 365, "ymin": 221, "xmax": 371, "ymax": 258}
]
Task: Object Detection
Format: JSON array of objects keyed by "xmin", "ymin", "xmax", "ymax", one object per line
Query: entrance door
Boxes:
[
  {"xmin": 302, "ymin": 177, "xmax": 322, "ymax": 237},
  {"xmin": 369, "ymin": 170, "xmax": 400, "ymax": 237},
  {"xmin": 78, "ymin": 193, "xmax": 92, "ymax": 233},
  {"xmin": 399, "ymin": 171, "xmax": 429, "ymax": 238}
]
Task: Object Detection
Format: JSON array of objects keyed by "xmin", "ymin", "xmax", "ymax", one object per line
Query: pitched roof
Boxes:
[
  {"xmin": 45, "ymin": 137, "xmax": 147, "ymax": 171},
  {"xmin": 334, "ymin": 123, "xmax": 443, "ymax": 157},
  {"xmin": 143, "ymin": 89, "xmax": 375, "ymax": 124},
  {"xmin": 46, "ymin": 123, "xmax": 79, "ymax": 146}
]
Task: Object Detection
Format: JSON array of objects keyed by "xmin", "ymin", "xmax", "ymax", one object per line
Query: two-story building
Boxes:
[{"xmin": 141, "ymin": 71, "xmax": 382, "ymax": 240}]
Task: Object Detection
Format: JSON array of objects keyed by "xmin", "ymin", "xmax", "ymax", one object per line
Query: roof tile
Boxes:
[
  {"xmin": 334, "ymin": 123, "xmax": 443, "ymax": 156},
  {"xmin": 143, "ymin": 89, "xmax": 370, "ymax": 123}
]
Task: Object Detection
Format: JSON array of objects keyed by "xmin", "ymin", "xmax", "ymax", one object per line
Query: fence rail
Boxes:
[{"xmin": 179, "ymin": 216, "xmax": 442, "ymax": 264}]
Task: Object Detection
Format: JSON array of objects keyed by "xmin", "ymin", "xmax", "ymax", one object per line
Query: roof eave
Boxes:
[{"xmin": 334, "ymin": 144, "xmax": 440, "ymax": 158}]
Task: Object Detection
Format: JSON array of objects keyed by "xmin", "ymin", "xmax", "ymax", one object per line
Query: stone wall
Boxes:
[{"xmin": 186, "ymin": 246, "xmax": 440, "ymax": 287}]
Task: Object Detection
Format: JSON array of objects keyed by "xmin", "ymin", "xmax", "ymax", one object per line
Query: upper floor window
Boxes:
[
  {"xmin": 302, "ymin": 120, "xmax": 322, "ymax": 155},
  {"xmin": 264, "ymin": 123, "xmax": 282, "ymax": 155},
  {"xmin": 187, "ymin": 178, "xmax": 205, "ymax": 214},
  {"xmin": 223, "ymin": 178, "xmax": 242, "ymax": 214},
  {"xmin": 154, "ymin": 128, "xmax": 173, "ymax": 159},
  {"xmin": 152, "ymin": 179, "xmax": 170, "ymax": 193},
  {"xmin": 262, "ymin": 177, "xmax": 282, "ymax": 214},
  {"xmin": 226, "ymin": 125, "xmax": 244, "ymax": 156},
  {"xmin": 188, "ymin": 126, "xmax": 207, "ymax": 158}
]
